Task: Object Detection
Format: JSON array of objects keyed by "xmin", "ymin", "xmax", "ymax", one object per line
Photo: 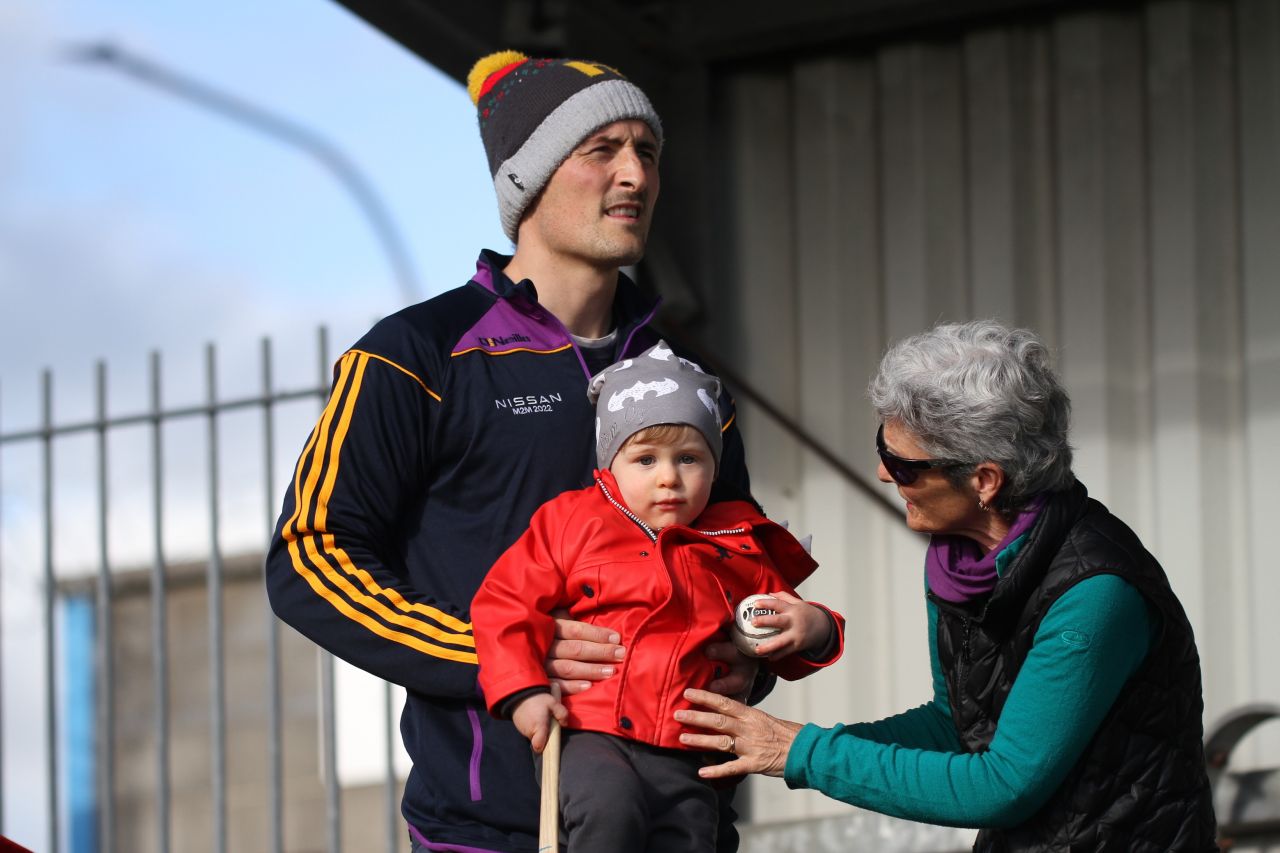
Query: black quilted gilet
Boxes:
[{"xmin": 932, "ymin": 481, "xmax": 1218, "ymax": 851}]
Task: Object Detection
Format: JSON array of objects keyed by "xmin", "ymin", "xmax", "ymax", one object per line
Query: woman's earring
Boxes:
[{"xmin": 977, "ymin": 499, "xmax": 989, "ymax": 512}]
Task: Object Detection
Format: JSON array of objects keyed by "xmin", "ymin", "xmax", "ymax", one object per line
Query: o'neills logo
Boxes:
[
  {"xmin": 740, "ymin": 604, "xmax": 776, "ymax": 621},
  {"xmin": 479, "ymin": 333, "xmax": 532, "ymax": 347},
  {"xmin": 494, "ymin": 391, "xmax": 562, "ymax": 415}
]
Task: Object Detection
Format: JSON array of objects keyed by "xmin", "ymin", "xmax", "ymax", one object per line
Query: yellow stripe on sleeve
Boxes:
[
  {"xmin": 285, "ymin": 352, "xmax": 355, "ymax": 540},
  {"xmin": 325, "ymin": 537, "xmax": 473, "ymax": 634},
  {"xmin": 348, "ymin": 349, "xmax": 441, "ymax": 401},
  {"xmin": 314, "ymin": 352, "xmax": 369, "ymax": 532},
  {"xmin": 298, "ymin": 535, "xmax": 475, "ymax": 649},
  {"xmin": 283, "ymin": 351, "xmax": 475, "ymax": 659},
  {"xmin": 311, "ymin": 353, "xmax": 472, "ymax": 635},
  {"xmin": 287, "ymin": 538, "xmax": 478, "ymax": 663}
]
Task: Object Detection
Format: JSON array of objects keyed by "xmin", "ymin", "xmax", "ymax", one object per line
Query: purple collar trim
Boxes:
[
  {"xmin": 461, "ymin": 251, "xmax": 660, "ymax": 379},
  {"xmin": 926, "ymin": 495, "xmax": 1046, "ymax": 604},
  {"xmin": 459, "ymin": 254, "xmax": 576, "ymax": 357},
  {"xmin": 470, "ymin": 254, "xmax": 497, "ymax": 292}
]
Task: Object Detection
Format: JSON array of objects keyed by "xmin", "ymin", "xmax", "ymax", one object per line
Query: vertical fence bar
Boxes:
[
  {"xmin": 316, "ymin": 328, "xmax": 341, "ymax": 853},
  {"xmin": 149, "ymin": 352, "xmax": 171, "ymax": 853},
  {"xmin": 262, "ymin": 338, "xmax": 284, "ymax": 853},
  {"xmin": 42, "ymin": 369, "xmax": 59, "ymax": 853},
  {"xmin": 385, "ymin": 682, "xmax": 395, "ymax": 853},
  {"xmin": 95, "ymin": 362, "xmax": 115, "ymax": 853},
  {"xmin": 206, "ymin": 344, "xmax": 227, "ymax": 853},
  {"xmin": 0, "ymin": 377, "xmax": 6, "ymax": 833}
]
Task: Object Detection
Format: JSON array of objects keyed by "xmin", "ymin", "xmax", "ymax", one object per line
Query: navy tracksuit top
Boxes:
[{"xmin": 266, "ymin": 249, "xmax": 748, "ymax": 851}]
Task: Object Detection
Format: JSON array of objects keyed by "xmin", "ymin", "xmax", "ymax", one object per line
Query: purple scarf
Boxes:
[{"xmin": 926, "ymin": 495, "xmax": 1047, "ymax": 604}]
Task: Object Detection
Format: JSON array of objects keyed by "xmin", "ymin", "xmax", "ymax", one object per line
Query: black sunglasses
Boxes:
[{"xmin": 876, "ymin": 424, "xmax": 964, "ymax": 486}]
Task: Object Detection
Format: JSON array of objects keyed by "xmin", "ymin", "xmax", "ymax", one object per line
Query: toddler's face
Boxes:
[{"xmin": 609, "ymin": 427, "xmax": 714, "ymax": 530}]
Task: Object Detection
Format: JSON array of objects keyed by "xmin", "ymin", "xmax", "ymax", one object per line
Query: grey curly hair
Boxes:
[{"xmin": 867, "ymin": 319, "xmax": 1074, "ymax": 514}]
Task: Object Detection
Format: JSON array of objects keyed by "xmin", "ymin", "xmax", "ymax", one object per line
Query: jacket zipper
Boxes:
[
  {"xmin": 596, "ymin": 477, "xmax": 659, "ymax": 542},
  {"xmin": 929, "ymin": 591, "xmax": 974, "ymax": 717},
  {"xmin": 595, "ymin": 477, "xmax": 750, "ymax": 738},
  {"xmin": 594, "ymin": 479, "xmax": 748, "ymax": 542}
]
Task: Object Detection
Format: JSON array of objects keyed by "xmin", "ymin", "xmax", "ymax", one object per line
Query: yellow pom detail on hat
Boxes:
[{"xmin": 466, "ymin": 50, "xmax": 528, "ymax": 105}]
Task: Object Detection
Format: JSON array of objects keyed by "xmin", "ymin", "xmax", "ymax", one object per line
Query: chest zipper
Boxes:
[
  {"xmin": 596, "ymin": 479, "xmax": 750, "ymax": 730},
  {"xmin": 594, "ymin": 479, "xmax": 749, "ymax": 543},
  {"xmin": 596, "ymin": 478, "xmax": 658, "ymax": 542},
  {"xmin": 930, "ymin": 593, "xmax": 976, "ymax": 705},
  {"xmin": 697, "ymin": 527, "xmax": 747, "ymax": 538}
]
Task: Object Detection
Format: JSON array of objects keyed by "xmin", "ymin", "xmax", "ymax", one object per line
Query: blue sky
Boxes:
[
  {"xmin": 0, "ymin": 1, "xmax": 506, "ymax": 845},
  {"xmin": 1, "ymin": 0, "xmax": 505, "ymax": 421}
]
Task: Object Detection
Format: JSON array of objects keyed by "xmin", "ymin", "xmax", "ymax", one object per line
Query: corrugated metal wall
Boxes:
[{"xmin": 704, "ymin": 0, "xmax": 1280, "ymax": 824}]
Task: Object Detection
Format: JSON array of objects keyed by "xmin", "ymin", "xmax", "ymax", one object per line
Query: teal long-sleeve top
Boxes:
[{"xmin": 784, "ymin": 572, "xmax": 1158, "ymax": 828}]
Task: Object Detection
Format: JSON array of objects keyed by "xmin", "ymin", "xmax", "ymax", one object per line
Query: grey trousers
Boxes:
[{"xmin": 537, "ymin": 729, "xmax": 720, "ymax": 853}]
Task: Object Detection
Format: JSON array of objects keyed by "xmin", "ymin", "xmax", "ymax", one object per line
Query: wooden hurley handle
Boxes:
[{"xmin": 539, "ymin": 718, "xmax": 562, "ymax": 852}]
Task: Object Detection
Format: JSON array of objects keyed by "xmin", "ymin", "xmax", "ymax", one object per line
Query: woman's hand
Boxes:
[
  {"xmin": 544, "ymin": 613, "xmax": 624, "ymax": 696},
  {"xmin": 675, "ymin": 688, "xmax": 803, "ymax": 779}
]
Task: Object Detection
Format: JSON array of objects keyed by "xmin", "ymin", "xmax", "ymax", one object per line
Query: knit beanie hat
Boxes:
[
  {"xmin": 587, "ymin": 340, "xmax": 723, "ymax": 471},
  {"xmin": 466, "ymin": 50, "xmax": 664, "ymax": 242}
]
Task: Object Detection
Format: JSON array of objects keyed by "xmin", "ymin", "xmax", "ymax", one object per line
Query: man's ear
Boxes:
[{"xmin": 971, "ymin": 462, "xmax": 1006, "ymax": 507}]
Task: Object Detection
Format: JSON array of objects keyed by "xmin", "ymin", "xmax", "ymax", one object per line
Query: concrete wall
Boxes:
[{"xmin": 106, "ymin": 555, "xmax": 406, "ymax": 852}]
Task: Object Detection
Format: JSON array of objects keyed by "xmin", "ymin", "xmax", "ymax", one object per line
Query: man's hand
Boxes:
[
  {"xmin": 512, "ymin": 691, "xmax": 567, "ymax": 754},
  {"xmin": 545, "ymin": 613, "xmax": 624, "ymax": 696},
  {"xmin": 704, "ymin": 638, "xmax": 759, "ymax": 701}
]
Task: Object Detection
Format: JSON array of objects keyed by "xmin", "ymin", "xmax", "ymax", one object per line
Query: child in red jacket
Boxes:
[{"xmin": 472, "ymin": 340, "xmax": 843, "ymax": 853}]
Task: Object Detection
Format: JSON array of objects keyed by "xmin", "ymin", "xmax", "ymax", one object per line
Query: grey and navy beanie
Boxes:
[
  {"xmin": 586, "ymin": 341, "xmax": 723, "ymax": 471},
  {"xmin": 466, "ymin": 50, "xmax": 664, "ymax": 242}
]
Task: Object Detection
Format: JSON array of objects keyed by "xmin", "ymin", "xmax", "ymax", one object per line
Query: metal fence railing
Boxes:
[
  {"xmin": 16, "ymin": 320, "xmax": 1261, "ymax": 853},
  {"xmin": 0, "ymin": 327, "xmax": 406, "ymax": 853},
  {"xmin": 0, "ymin": 315, "xmax": 918, "ymax": 853}
]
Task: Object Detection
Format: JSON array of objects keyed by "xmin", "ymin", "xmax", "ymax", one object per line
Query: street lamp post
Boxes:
[{"xmin": 67, "ymin": 41, "xmax": 422, "ymax": 306}]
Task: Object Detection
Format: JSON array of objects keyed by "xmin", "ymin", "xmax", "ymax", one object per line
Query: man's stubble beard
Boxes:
[
  {"xmin": 595, "ymin": 188, "xmax": 654, "ymax": 269},
  {"xmin": 598, "ymin": 214, "xmax": 654, "ymax": 269},
  {"xmin": 602, "ymin": 235, "xmax": 647, "ymax": 268}
]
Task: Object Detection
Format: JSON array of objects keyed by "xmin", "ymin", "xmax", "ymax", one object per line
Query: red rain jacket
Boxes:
[{"xmin": 473, "ymin": 469, "xmax": 845, "ymax": 750}]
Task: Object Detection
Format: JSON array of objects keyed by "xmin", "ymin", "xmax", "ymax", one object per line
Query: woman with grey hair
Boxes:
[{"xmin": 677, "ymin": 320, "xmax": 1216, "ymax": 851}]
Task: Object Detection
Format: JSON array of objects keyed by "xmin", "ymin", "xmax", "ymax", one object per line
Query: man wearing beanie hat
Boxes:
[
  {"xmin": 473, "ymin": 341, "xmax": 844, "ymax": 853},
  {"xmin": 467, "ymin": 50, "xmax": 663, "ymax": 244},
  {"xmin": 266, "ymin": 50, "xmax": 759, "ymax": 853}
]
